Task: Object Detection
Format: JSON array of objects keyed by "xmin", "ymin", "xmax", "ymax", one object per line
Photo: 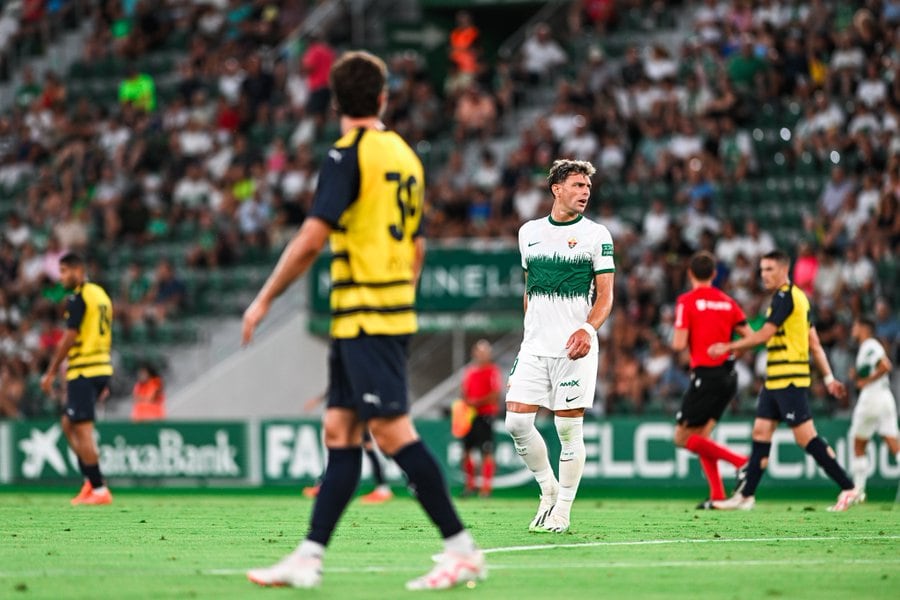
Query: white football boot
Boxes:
[
  {"xmin": 406, "ymin": 550, "xmax": 487, "ymax": 591},
  {"xmin": 247, "ymin": 552, "xmax": 322, "ymax": 588},
  {"xmin": 528, "ymin": 480, "xmax": 559, "ymax": 531}
]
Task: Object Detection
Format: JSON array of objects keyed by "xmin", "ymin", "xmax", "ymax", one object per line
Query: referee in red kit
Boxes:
[{"xmin": 671, "ymin": 251, "xmax": 751, "ymax": 509}]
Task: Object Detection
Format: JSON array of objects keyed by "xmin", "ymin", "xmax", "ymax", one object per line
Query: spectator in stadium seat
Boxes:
[
  {"xmin": 0, "ymin": 360, "xmax": 25, "ymax": 418},
  {"xmin": 145, "ymin": 260, "xmax": 186, "ymax": 324},
  {"xmin": 241, "ymin": 54, "xmax": 274, "ymax": 124},
  {"xmin": 519, "ymin": 22, "xmax": 567, "ymax": 83},
  {"xmin": 792, "ymin": 240, "xmax": 819, "ymax": 296},
  {"xmin": 512, "ymin": 174, "xmax": 544, "ymax": 222},
  {"xmin": 874, "ymin": 298, "xmax": 900, "ymax": 352},
  {"xmin": 828, "ymin": 30, "xmax": 866, "ymax": 98},
  {"xmin": 131, "ymin": 363, "xmax": 166, "ymax": 421},
  {"xmin": 118, "ymin": 63, "xmax": 157, "ymax": 113},
  {"xmin": 740, "ymin": 219, "xmax": 775, "ymax": 262},
  {"xmin": 642, "ymin": 198, "xmax": 671, "ymax": 249},
  {"xmin": 453, "ymin": 83, "xmax": 497, "ymax": 142},
  {"xmin": 301, "ymin": 32, "xmax": 335, "ymax": 130},
  {"xmin": 839, "ymin": 243, "xmax": 876, "ymax": 294},
  {"xmin": 726, "ymin": 35, "xmax": 768, "ymax": 94},
  {"xmin": 15, "ymin": 66, "xmax": 42, "ymax": 110},
  {"xmin": 117, "ymin": 261, "xmax": 149, "ymax": 330},
  {"xmin": 448, "ymin": 10, "xmax": 481, "ymax": 81}
]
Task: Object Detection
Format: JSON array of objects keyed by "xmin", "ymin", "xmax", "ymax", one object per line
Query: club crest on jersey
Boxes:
[{"xmin": 567, "ymin": 237, "xmax": 578, "ymax": 249}]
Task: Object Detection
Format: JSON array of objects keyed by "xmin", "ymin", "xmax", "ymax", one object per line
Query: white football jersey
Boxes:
[
  {"xmin": 518, "ymin": 214, "xmax": 615, "ymax": 357},
  {"xmin": 856, "ymin": 337, "xmax": 890, "ymax": 397}
]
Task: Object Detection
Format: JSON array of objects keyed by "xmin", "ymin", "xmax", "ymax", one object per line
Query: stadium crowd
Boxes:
[{"xmin": 0, "ymin": 0, "xmax": 898, "ymax": 419}]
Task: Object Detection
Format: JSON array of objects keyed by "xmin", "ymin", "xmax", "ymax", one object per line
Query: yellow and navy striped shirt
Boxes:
[
  {"xmin": 764, "ymin": 282, "xmax": 811, "ymax": 389},
  {"xmin": 65, "ymin": 282, "xmax": 114, "ymax": 380},
  {"xmin": 309, "ymin": 127, "xmax": 424, "ymax": 339}
]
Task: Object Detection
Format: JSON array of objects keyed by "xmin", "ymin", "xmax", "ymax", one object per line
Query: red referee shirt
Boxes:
[
  {"xmin": 674, "ymin": 286, "xmax": 747, "ymax": 369},
  {"xmin": 461, "ymin": 363, "xmax": 502, "ymax": 417}
]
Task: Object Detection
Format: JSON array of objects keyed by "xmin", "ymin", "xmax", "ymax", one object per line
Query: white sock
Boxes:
[
  {"xmin": 851, "ymin": 455, "xmax": 868, "ymax": 492},
  {"xmin": 296, "ymin": 539, "xmax": 325, "ymax": 560},
  {"xmin": 443, "ymin": 529, "xmax": 477, "ymax": 555},
  {"xmin": 93, "ymin": 486, "xmax": 107, "ymax": 494},
  {"xmin": 554, "ymin": 416, "xmax": 585, "ymax": 521},
  {"xmin": 505, "ymin": 411, "xmax": 556, "ymax": 497}
]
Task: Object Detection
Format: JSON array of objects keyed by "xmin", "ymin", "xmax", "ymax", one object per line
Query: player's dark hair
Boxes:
[
  {"xmin": 547, "ymin": 159, "xmax": 596, "ymax": 196},
  {"xmin": 856, "ymin": 316, "xmax": 876, "ymax": 331},
  {"xmin": 59, "ymin": 252, "xmax": 85, "ymax": 268},
  {"xmin": 762, "ymin": 249, "xmax": 791, "ymax": 266},
  {"xmin": 329, "ymin": 51, "xmax": 387, "ymax": 117},
  {"xmin": 688, "ymin": 251, "xmax": 716, "ymax": 281}
]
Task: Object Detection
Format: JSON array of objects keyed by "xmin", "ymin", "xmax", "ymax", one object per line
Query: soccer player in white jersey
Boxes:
[
  {"xmin": 848, "ymin": 317, "xmax": 900, "ymax": 500},
  {"xmin": 505, "ymin": 159, "xmax": 615, "ymax": 533}
]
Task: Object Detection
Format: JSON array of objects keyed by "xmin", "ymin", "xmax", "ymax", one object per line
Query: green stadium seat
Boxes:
[
  {"xmin": 795, "ymin": 151, "xmax": 822, "ymax": 176},
  {"xmin": 733, "ymin": 179, "xmax": 757, "ymax": 205},
  {"xmin": 619, "ymin": 183, "xmax": 644, "ymax": 206},
  {"xmin": 68, "ymin": 60, "xmax": 91, "ymax": 80}
]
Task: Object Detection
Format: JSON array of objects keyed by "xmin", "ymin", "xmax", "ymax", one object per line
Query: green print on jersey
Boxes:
[{"xmin": 526, "ymin": 253, "xmax": 594, "ymax": 300}]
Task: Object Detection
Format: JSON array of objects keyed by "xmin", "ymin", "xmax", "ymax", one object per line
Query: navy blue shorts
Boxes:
[
  {"xmin": 676, "ymin": 363, "xmax": 737, "ymax": 427},
  {"xmin": 65, "ymin": 375, "xmax": 110, "ymax": 423},
  {"xmin": 327, "ymin": 334, "xmax": 410, "ymax": 421},
  {"xmin": 757, "ymin": 384, "xmax": 812, "ymax": 426}
]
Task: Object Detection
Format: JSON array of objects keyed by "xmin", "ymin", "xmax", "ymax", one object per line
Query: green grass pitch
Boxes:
[{"xmin": 2, "ymin": 488, "xmax": 898, "ymax": 599}]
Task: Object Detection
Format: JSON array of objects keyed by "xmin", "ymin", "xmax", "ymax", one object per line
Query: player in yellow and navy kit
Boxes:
[
  {"xmin": 40, "ymin": 252, "xmax": 114, "ymax": 506},
  {"xmin": 241, "ymin": 51, "xmax": 484, "ymax": 591},
  {"xmin": 709, "ymin": 250, "xmax": 861, "ymax": 511}
]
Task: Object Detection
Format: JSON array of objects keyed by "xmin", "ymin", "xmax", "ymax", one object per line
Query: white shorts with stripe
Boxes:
[
  {"xmin": 849, "ymin": 389, "xmax": 899, "ymax": 440},
  {"xmin": 506, "ymin": 352, "xmax": 597, "ymax": 411}
]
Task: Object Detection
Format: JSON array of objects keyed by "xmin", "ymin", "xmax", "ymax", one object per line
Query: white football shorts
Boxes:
[
  {"xmin": 848, "ymin": 389, "xmax": 899, "ymax": 440},
  {"xmin": 506, "ymin": 352, "xmax": 597, "ymax": 411}
]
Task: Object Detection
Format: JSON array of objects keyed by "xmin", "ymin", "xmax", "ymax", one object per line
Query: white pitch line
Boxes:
[
  {"xmin": 200, "ymin": 534, "xmax": 900, "ymax": 577},
  {"xmin": 203, "ymin": 557, "xmax": 900, "ymax": 577},
  {"xmin": 3, "ymin": 536, "xmax": 897, "ymax": 579}
]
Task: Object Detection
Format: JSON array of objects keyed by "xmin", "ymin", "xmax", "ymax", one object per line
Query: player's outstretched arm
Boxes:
[
  {"xmin": 242, "ymin": 218, "xmax": 331, "ymax": 345},
  {"xmin": 709, "ymin": 322, "xmax": 776, "ymax": 357}
]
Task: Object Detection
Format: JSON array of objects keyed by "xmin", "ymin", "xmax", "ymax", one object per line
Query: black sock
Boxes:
[
  {"xmin": 77, "ymin": 458, "xmax": 88, "ymax": 478},
  {"xmin": 392, "ymin": 441, "xmax": 464, "ymax": 539},
  {"xmin": 743, "ymin": 441, "xmax": 771, "ymax": 497},
  {"xmin": 307, "ymin": 447, "xmax": 362, "ymax": 546},
  {"xmin": 82, "ymin": 463, "xmax": 104, "ymax": 489},
  {"xmin": 366, "ymin": 447, "xmax": 385, "ymax": 486},
  {"xmin": 805, "ymin": 437, "xmax": 854, "ymax": 490}
]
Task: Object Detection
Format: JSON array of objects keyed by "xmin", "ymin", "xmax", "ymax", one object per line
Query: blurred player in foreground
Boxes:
[{"xmin": 241, "ymin": 50, "xmax": 484, "ymax": 590}]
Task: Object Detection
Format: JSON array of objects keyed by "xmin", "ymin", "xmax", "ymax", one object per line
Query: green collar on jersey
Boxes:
[{"xmin": 548, "ymin": 214, "xmax": 583, "ymax": 227}]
